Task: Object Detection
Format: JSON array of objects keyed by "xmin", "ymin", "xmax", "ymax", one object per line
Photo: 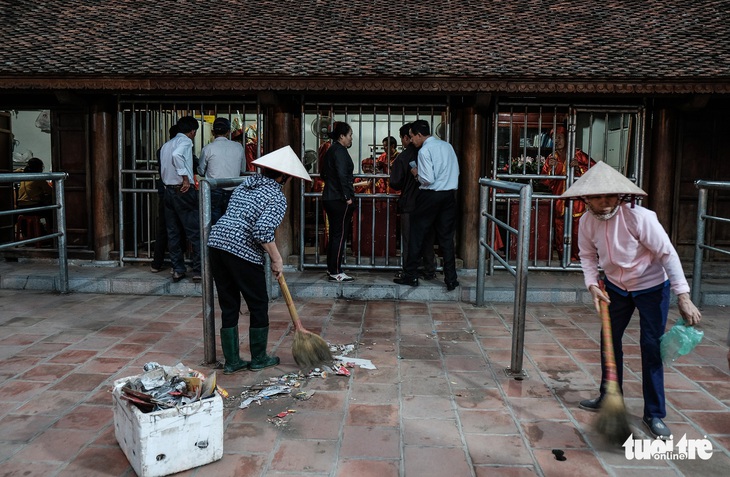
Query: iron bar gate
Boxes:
[
  {"xmin": 490, "ymin": 101, "xmax": 645, "ymax": 272},
  {"xmin": 0, "ymin": 171, "xmax": 69, "ymax": 292},
  {"xmin": 299, "ymin": 101, "xmax": 450, "ymax": 271},
  {"xmin": 692, "ymin": 180, "xmax": 730, "ymax": 305},
  {"xmin": 117, "ymin": 99, "xmax": 261, "ymax": 267}
]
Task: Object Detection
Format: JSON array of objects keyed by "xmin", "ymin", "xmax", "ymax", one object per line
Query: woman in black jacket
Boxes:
[{"xmin": 321, "ymin": 122, "xmax": 356, "ymax": 281}]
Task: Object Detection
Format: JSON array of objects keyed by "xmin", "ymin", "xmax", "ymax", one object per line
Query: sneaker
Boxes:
[
  {"xmin": 643, "ymin": 416, "xmax": 671, "ymax": 440},
  {"xmin": 328, "ymin": 273, "xmax": 354, "ymax": 282},
  {"xmin": 579, "ymin": 397, "xmax": 602, "ymax": 412}
]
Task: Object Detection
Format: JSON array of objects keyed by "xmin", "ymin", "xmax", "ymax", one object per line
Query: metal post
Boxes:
[
  {"xmin": 692, "ymin": 186, "xmax": 708, "ymax": 305},
  {"xmin": 507, "ymin": 184, "xmax": 532, "ymax": 379},
  {"xmin": 476, "ymin": 182, "xmax": 487, "ymax": 306},
  {"xmin": 55, "ymin": 175, "xmax": 69, "ymax": 294},
  {"xmin": 200, "ymin": 179, "xmax": 216, "ymax": 365}
]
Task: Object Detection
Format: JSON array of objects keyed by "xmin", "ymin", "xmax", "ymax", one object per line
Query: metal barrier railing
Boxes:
[
  {"xmin": 199, "ymin": 176, "xmax": 276, "ymax": 365},
  {"xmin": 691, "ymin": 180, "xmax": 730, "ymax": 305},
  {"xmin": 0, "ymin": 172, "xmax": 69, "ymax": 293},
  {"xmin": 477, "ymin": 178, "xmax": 532, "ymax": 379}
]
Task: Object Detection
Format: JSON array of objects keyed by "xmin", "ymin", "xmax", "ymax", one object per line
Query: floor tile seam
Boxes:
[
  {"xmin": 316, "ymin": 299, "xmax": 366, "ymax": 477},
  {"xmin": 672, "ymin": 407, "xmax": 730, "ymax": 456},
  {"xmin": 434, "ymin": 304, "xmax": 488, "ymax": 477},
  {"xmin": 476, "ymin": 303, "xmax": 604, "ymax": 477}
]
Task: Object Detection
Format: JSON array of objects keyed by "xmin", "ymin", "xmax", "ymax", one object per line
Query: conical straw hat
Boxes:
[
  {"xmin": 252, "ymin": 145, "xmax": 312, "ymax": 182},
  {"xmin": 561, "ymin": 161, "xmax": 646, "ymax": 198}
]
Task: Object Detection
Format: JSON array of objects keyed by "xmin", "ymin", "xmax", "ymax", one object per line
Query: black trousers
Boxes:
[
  {"xmin": 210, "ymin": 247, "xmax": 269, "ymax": 329},
  {"xmin": 164, "ymin": 187, "xmax": 201, "ymax": 274},
  {"xmin": 210, "ymin": 189, "xmax": 233, "ymax": 226},
  {"xmin": 405, "ymin": 190, "xmax": 457, "ymax": 284},
  {"xmin": 323, "ymin": 200, "xmax": 354, "ymax": 275}
]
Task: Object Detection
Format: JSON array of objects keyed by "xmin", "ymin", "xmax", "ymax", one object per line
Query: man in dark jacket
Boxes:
[{"xmin": 389, "ymin": 123, "xmax": 435, "ymax": 280}]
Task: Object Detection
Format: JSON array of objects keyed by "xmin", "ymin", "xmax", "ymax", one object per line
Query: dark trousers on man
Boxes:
[
  {"xmin": 210, "ymin": 189, "xmax": 233, "ymax": 225},
  {"xmin": 323, "ymin": 200, "xmax": 354, "ymax": 275},
  {"xmin": 210, "ymin": 247, "xmax": 268, "ymax": 329},
  {"xmin": 404, "ymin": 190, "xmax": 457, "ymax": 285},
  {"xmin": 164, "ymin": 186, "xmax": 201, "ymax": 275},
  {"xmin": 600, "ymin": 282, "xmax": 669, "ymax": 419},
  {"xmin": 400, "ymin": 211, "xmax": 436, "ymax": 276}
]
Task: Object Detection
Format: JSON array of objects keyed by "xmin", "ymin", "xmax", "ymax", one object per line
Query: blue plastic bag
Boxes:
[{"xmin": 660, "ymin": 318, "xmax": 704, "ymax": 365}]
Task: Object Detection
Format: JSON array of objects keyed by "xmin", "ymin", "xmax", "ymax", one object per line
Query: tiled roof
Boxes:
[{"xmin": 1, "ymin": 0, "xmax": 729, "ymax": 93}]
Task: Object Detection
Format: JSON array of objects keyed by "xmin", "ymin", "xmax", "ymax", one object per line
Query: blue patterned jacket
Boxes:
[{"xmin": 207, "ymin": 174, "xmax": 286, "ymax": 264}]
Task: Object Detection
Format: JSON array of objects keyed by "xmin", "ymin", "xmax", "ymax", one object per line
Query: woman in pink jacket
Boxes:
[{"xmin": 561, "ymin": 161, "xmax": 701, "ymax": 440}]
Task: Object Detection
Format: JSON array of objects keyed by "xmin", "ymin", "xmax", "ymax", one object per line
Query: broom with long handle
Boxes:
[
  {"xmin": 595, "ymin": 283, "xmax": 632, "ymax": 445},
  {"xmin": 278, "ymin": 273, "xmax": 333, "ymax": 369}
]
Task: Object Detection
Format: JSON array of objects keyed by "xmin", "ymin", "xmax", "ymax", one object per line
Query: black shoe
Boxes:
[
  {"xmin": 579, "ymin": 397, "xmax": 602, "ymax": 412},
  {"xmin": 192, "ymin": 273, "xmax": 202, "ymax": 283},
  {"xmin": 420, "ymin": 272, "xmax": 436, "ymax": 280},
  {"xmin": 446, "ymin": 280, "xmax": 460, "ymax": 291},
  {"xmin": 150, "ymin": 265, "xmax": 165, "ymax": 273},
  {"xmin": 643, "ymin": 416, "xmax": 671, "ymax": 440},
  {"xmin": 394, "ymin": 277, "xmax": 418, "ymax": 287},
  {"xmin": 172, "ymin": 271, "xmax": 186, "ymax": 282}
]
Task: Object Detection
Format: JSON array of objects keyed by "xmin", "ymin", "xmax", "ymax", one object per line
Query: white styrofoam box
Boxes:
[{"xmin": 112, "ymin": 376, "xmax": 224, "ymax": 477}]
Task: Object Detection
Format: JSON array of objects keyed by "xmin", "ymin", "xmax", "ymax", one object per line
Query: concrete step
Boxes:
[{"xmin": 2, "ymin": 259, "xmax": 728, "ymax": 306}]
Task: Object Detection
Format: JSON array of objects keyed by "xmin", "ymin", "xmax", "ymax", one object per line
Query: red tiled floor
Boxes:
[
  {"xmin": 346, "ymin": 403, "xmax": 398, "ymax": 426},
  {"xmin": 339, "ymin": 425, "xmax": 400, "ymax": 458},
  {"xmin": 17, "ymin": 363, "xmax": 76, "ymax": 382},
  {"xmin": 0, "ymin": 289, "xmax": 728, "ymax": 476},
  {"xmin": 270, "ymin": 439, "xmax": 338, "ymax": 472},
  {"xmin": 464, "ymin": 434, "xmax": 534, "ymax": 465},
  {"xmin": 52, "ymin": 405, "xmax": 112, "ymax": 432},
  {"xmin": 403, "ymin": 418, "xmax": 463, "ymax": 446},
  {"xmin": 404, "ymin": 446, "xmax": 473, "ymax": 475},
  {"xmin": 47, "ymin": 349, "xmax": 98, "ymax": 364},
  {"xmin": 336, "ymin": 459, "xmax": 399, "ymax": 477}
]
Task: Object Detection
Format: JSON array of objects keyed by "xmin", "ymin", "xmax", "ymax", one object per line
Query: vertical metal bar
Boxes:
[
  {"xmin": 691, "ymin": 186, "xmax": 707, "ymax": 304},
  {"xmin": 509, "ymin": 183, "xmax": 532, "ymax": 377},
  {"xmin": 200, "ymin": 179, "xmax": 216, "ymax": 364},
  {"xmin": 476, "ymin": 182, "xmax": 487, "ymax": 306},
  {"xmin": 299, "ymin": 99, "xmax": 306, "ymax": 271},
  {"xmin": 131, "ymin": 106, "xmax": 139, "ymax": 258},
  {"xmin": 55, "ymin": 175, "xmax": 69, "ymax": 293},
  {"xmin": 490, "ymin": 104, "xmax": 500, "ymax": 276},
  {"xmin": 117, "ymin": 106, "xmax": 125, "ymax": 267}
]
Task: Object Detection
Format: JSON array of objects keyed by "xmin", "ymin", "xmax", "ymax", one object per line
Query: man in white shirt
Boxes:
[
  {"xmin": 198, "ymin": 117, "xmax": 246, "ymax": 224},
  {"xmin": 394, "ymin": 119, "xmax": 460, "ymax": 291},
  {"xmin": 159, "ymin": 116, "xmax": 201, "ymax": 282}
]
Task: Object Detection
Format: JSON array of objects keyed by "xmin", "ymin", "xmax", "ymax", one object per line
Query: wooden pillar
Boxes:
[
  {"xmin": 648, "ymin": 105, "xmax": 676, "ymax": 230},
  {"xmin": 270, "ymin": 100, "xmax": 297, "ymax": 261},
  {"xmin": 90, "ymin": 98, "xmax": 115, "ymax": 260},
  {"xmin": 458, "ymin": 105, "xmax": 484, "ymax": 269}
]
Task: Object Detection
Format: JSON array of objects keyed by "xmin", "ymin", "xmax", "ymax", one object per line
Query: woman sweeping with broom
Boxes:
[
  {"xmin": 208, "ymin": 146, "xmax": 312, "ymax": 374},
  {"xmin": 561, "ymin": 162, "xmax": 702, "ymax": 441}
]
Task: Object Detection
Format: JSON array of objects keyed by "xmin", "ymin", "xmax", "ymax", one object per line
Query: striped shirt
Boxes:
[{"xmin": 207, "ymin": 174, "xmax": 286, "ymax": 264}]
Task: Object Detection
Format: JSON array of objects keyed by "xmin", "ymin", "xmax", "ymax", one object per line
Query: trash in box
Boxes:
[{"xmin": 112, "ymin": 362, "xmax": 223, "ymax": 477}]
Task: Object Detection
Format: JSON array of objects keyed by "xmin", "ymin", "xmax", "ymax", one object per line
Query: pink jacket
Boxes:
[{"xmin": 578, "ymin": 204, "xmax": 690, "ymax": 296}]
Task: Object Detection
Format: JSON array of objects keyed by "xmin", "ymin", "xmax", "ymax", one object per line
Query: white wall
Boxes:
[{"xmin": 9, "ymin": 110, "xmax": 52, "ymax": 171}]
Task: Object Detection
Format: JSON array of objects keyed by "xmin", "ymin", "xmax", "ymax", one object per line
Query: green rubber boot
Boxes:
[
  {"xmin": 249, "ymin": 326, "xmax": 280, "ymax": 370},
  {"xmin": 220, "ymin": 327, "xmax": 249, "ymax": 374}
]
